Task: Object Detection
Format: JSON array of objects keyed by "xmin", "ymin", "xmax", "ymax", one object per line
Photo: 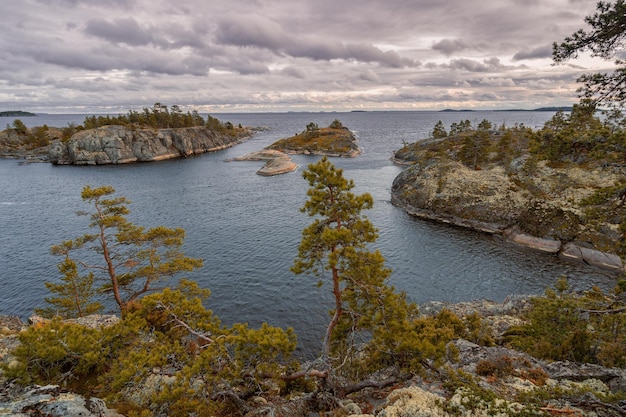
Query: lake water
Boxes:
[{"xmin": 0, "ymin": 111, "xmax": 616, "ymax": 356}]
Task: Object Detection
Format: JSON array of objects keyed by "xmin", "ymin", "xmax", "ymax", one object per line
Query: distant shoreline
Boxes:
[
  {"xmin": 439, "ymin": 106, "xmax": 573, "ymax": 112},
  {"xmin": 0, "ymin": 111, "xmax": 38, "ymax": 117}
]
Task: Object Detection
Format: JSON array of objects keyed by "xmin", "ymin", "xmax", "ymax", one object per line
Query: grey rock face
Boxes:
[
  {"xmin": 0, "ymin": 384, "xmax": 121, "ymax": 417},
  {"xmin": 49, "ymin": 125, "xmax": 248, "ymax": 165}
]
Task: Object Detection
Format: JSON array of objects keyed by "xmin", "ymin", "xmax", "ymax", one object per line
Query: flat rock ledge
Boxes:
[
  {"xmin": 392, "ymin": 197, "xmax": 624, "ymax": 272},
  {"xmin": 227, "ymin": 150, "xmax": 298, "ymax": 176}
]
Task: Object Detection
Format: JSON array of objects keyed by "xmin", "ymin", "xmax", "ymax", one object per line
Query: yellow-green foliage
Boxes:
[
  {"xmin": 393, "ymin": 119, "xmax": 531, "ymax": 167},
  {"xmin": 267, "ymin": 120, "xmax": 356, "ymax": 154},
  {"xmin": 504, "ymin": 277, "xmax": 626, "ymax": 367},
  {"xmin": 529, "ymin": 100, "xmax": 626, "ymax": 164},
  {"xmin": 580, "ymin": 180, "xmax": 626, "ymax": 254},
  {"xmin": 35, "ymin": 256, "xmax": 103, "ymax": 319},
  {"xmin": 49, "ymin": 185, "xmax": 204, "ymax": 315},
  {"xmin": 7, "ymin": 281, "xmax": 298, "ymax": 416},
  {"xmin": 4, "ymin": 319, "xmax": 119, "ymax": 390}
]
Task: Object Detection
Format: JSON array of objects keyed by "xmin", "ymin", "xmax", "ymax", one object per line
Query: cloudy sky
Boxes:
[{"xmin": 0, "ymin": 0, "xmax": 612, "ymax": 113}]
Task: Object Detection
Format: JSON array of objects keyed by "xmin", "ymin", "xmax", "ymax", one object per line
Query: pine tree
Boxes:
[
  {"xmin": 292, "ymin": 157, "xmax": 416, "ymax": 365},
  {"xmin": 36, "ymin": 251, "xmax": 102, "ymax": 319},
  {"xmin": 51, "ymin": 185, "xmax": 203, "ymax": 315}
]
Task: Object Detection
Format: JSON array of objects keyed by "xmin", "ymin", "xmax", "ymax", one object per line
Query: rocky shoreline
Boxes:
[
  {"xmin": 392, "ymin": 196, "xmax": 624, "ymax": 272},
  {"xmin": 1, "ymin": 297, "xmax": 625, "ymax": 416},
  {"xmin": 227, "ymin": 149, "xmax": 299, "ymax": 176},
  {"xmin": 48, "ymin": 125, "xmax": 251, "ymax": 165},
  {"xmin": 230, "ymin": 122, "xmax": 362, "ymax": 176},
  {"xmin": 390, "ymin": 134, "xmax": 626, "ymax": 273}
]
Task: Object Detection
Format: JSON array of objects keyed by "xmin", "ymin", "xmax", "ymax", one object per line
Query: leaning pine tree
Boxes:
[{"xmin": 43, "ymin": 185, "xmax": 203, "ymax": 316}]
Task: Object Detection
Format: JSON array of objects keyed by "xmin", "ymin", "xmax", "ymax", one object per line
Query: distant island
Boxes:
[
  {"xmin": 439, "ymin": 107, "xmax": 573, "ymax": 112},
  {"xmin": 0, "ymin": 111, "xmax": 37, "ymax": 117}
]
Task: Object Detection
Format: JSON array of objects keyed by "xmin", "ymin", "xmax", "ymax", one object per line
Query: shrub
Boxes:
[{"xmin": 503, "ymin": 277, "xmax": 626, "ymax": 367}]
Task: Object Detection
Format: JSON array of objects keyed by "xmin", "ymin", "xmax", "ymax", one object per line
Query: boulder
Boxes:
[
  {"xmin": 544, "ymin": 361, "xmax": 626, "ymax": 393},
  {"xmin": 0, "ymin": 384, "xmax": 122, "ymax": 417},
  {"xmin": 503, "ymin": 228, "xmax": 562, "ymax": 253},
  {"xmin": 559, "ymin": 242, "xmax": 624, "ymax": 271}
]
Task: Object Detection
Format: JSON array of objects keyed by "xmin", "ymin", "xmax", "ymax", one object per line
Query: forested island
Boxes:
[
  {"xmin": 0, "ymin": 111, "xmax": 37, "ymax": 117},
  {"xmin": 392, "ymin": 101, "xmax": 625, "ymax": 271},
  {"xmin": 0, "ymin": 104, "xmax": 250, "ymax": 163}
]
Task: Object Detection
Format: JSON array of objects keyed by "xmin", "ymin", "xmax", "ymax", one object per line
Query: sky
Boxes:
[{"xmin": 0, "ymin": 0, "xmax": 614, "ymax": 114}]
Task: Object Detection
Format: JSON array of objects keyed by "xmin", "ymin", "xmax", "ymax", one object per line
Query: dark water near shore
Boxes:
[{"xmin": 0, "ymin": 111, "xmax": 616, "ymax": 356}]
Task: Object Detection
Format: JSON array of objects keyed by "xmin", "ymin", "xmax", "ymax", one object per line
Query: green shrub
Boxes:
[{"xmin": 503, "ymin": 277, "xmax": 626, "ymax": 367}]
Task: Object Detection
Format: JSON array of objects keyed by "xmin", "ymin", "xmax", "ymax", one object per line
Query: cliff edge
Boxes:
[{"xmin": 48, "ymin": 125, "xmax": 251, "ymax": 165}]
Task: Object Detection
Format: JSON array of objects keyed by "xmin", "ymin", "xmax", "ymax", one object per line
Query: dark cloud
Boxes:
[
  {"xmin": 513, "ymin": 45, "xmax": 553, "ymax": 61},
  {"xmin": 281, "ymin": 67, "xmax": 306, "ymax": 79},
  {"xmin": 446, "ymin": 58, "xmax": 513, "ymax": 73},
  {"xmin": 85, "ymin": 18, "xmax": 154, "ymax": 46},
  {"xmin": 215, "ymin": 15, "xmax": 416, "ymax": 68},
  {"xmin": 432, "ymin": 39, "xmax": 471, "ymax": 56}
]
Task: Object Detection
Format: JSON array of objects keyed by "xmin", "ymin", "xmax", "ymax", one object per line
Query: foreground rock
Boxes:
[
  {"xmin": 228, "ymin": 149, "xmax": 298, "ymax": 176},
  {"xmin": 0, "ymin": 384, "xmax": 122, "ymax": 417},
  {"xmin": 48, "ymin": 125, "xmax": 251, "ymax": 165},
  {"xmin": 1, "ymin": 300, "xmax": 625, "ymax": 416}
]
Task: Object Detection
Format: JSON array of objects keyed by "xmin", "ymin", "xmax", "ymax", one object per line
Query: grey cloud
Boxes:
[
  {"xmin": 358, "ymin": 70, "xmax": 380, "ymax": 82},
  {"xmin": 446, "ymin": 57, "xmax": 523, "ymax": 72},
  {"xmin": 215, "ymin": 15, "xmax": 285, "ymax": 49},
  {"xmin": 513, "ymin": 45, "xmax": 552, "ymax": 61},
  {"xmin": 215, "ymin": 15, "xmax": 415, "ymax": 68},
  {"xmin": 1, "ymin": 0, "xmax": 593, "ymax": 112},
  {"xmin": 35, "ymin": 0, "xmax": 132, "ymax": 7},
  {"xmin": 448, "ymin": 58, "xmax": 492, "ymax": 72},
  {"xmin": 85, "ymin": 18, "xmax": 154, "ymax": 46},
  {"xmin": 432, "ymin": 38, "xmax": 471, "ymax": 56},
  {"xmin": 281, "ymin": 67, "xmax": 306, "ymax": 79}
]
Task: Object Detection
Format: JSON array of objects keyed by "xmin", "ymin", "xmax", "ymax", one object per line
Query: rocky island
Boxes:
[
  {"xmin": 231, "ymin": 119, "xmax": 361, "ymax": 175},
  {"xmin": 0, "ymin": 106, "xmax": 251, "ymax": 164},
  {"xmin": 391, "ymin": 106, "xmax": 626, "ymax": 272},
  {"xmin": 48, "ymin": 125, "xmax": 250, "ymax": 165},
  {"xmin": 265, "ymin": 119, "xmax": 361, "ymax": 157}
]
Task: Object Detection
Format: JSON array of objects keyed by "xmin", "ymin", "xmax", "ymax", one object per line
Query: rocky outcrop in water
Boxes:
[
  {"xmin": 265, "ymin": 123, "xmax": 362, "ymax": 158},
  {"xmin": 391, "ymin": 135, "xmax": 625, "ymax": 272},
  {"xmin": 228, "ymin": 149, "xmax": 299, "ymax": 176},
  {"xmin": 48, "ymin": 125, "xmax": 251, "ymax": 165}
]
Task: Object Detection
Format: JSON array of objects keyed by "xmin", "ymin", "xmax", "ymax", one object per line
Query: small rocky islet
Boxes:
[{"xmin": 230, "ymin": 119, "xmax": 362, "ymax": 175}]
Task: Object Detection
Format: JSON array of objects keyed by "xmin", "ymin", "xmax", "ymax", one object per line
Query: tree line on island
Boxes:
[{"xmin": 2, "ymin": 103, "xmax": 242, "ymax": 150}]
